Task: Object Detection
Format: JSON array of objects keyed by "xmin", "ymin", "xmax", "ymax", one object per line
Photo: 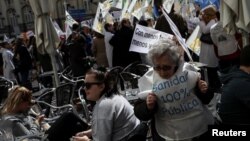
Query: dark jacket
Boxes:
[
  {"xmin": 68, "ymin": 34, "xmax": 87, "ymax": 77},
  {"xmin": 155, "ymin": 13, "xmax": 188, "ymax": 38},
  {"xmin": 219, "ymin": 67, "xmax": 250, "ymax": 125},
  {"xmin": 109, "ymin": 26, "xmax": 141, "ymax": 67},
  {"xmin": 14, "ymin": 45, "xmax": 32, "ymax": 72}
]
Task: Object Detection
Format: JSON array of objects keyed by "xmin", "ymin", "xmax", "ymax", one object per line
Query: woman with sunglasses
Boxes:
[
  {"xmin": 134, "ymin": 39, "xmax": 215, "ymax": 141},
  {"xmin": 72, "ymin": 69, "xmax": 140, "ymax": 141}
]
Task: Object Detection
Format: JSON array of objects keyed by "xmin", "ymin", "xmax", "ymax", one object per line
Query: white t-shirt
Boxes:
[{"xmin": 92, "ymin": 94, "xmax": 140, "ymax": 141}]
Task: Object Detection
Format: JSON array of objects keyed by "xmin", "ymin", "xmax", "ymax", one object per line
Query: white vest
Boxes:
[{"xmin": 138, "ymin": 62, "xmax": 214, "ymax": 140}]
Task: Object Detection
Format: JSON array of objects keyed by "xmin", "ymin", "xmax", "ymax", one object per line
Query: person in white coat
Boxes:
[
  {"xmin": 104, "ymin": 23, "xmax": 115, "ymax": 68},
  {"xmin": 0, "ymin": 42, "xmax": 16, "ymax": 82},
  {"xmin": 199, "ymin": 5, "xmax": 221, "ymax": 92}
]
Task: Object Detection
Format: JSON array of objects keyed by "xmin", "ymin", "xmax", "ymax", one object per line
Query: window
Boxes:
[
  {"xmin": 7, "ymin": 9, "xmax": 18, "ymax": 27},
  {"xmin": 0, "ymin": 19, "xmax": 4, "ymax": 29},
  {"xmin": 57, "ymin": 1, "xmax": 65, "ymax": 18},
  {"xmin": 5, "ymin": 0, "xmax": 14, "ymax": 5},
  {"xmin": 22, "ymin": 6, "xmax": 33, "ymax": 23}
]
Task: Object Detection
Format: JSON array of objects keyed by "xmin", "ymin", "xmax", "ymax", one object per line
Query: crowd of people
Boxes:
[{"xmin": 0, "ymin": 1, "xmax": 250, "ymax": 141}]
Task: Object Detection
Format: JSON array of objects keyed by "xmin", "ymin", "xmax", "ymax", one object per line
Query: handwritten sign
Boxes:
[{"xmin": 129, "ymin": 24, "xmax": 173, "ymax": 54}]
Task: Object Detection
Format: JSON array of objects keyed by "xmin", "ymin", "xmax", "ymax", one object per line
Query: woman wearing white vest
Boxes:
[{"xmin": 134, "ymin": 39, "xmax": 214, "ymax": 141}]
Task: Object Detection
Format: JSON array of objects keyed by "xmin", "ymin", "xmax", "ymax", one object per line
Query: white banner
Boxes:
[
  {"xmin": 3, "ymin": 34, "xmax": 9, "ymax": 43},
  {"xmin": 65, "ymin": 23, "xmax": 72, "ymax": 40},
  {"xmin": 132, "ymin": 0, "xmax": 153, "ymax": 20},
  {"xmin": 65, "ymin": 11, "xmax": 78, "ymax": 27},
  {"xmin": 186, "ymin": 25, "xmax": 201, "ymax": 56},
  {"xmin": 120, "ymin": 0, "xmax": 131, "ymax": 21},
  {"xmin": 132, "ymin": 6, "xmax": 147, "ymax": 20},
  {"xmin": 92, "ymin": 3, "xmax": 104, "ymax": 35},
  {"xmin": 129, "ymin": 24, "xmax": 173, "ymax": 54},
  {"xmin": 113, "ymin": 0, "xmax": 123, "ymax": 9},
  {"xmin": 127, "ymin": 0, "xmax": 137, "ymax": 13},
  {"xmin": 53, "ymin": 21, "xmax": 65, "ymax": 38},
  {"xmin": 102, "ymin": 0, "xmax": 113, "ymax": 17}
]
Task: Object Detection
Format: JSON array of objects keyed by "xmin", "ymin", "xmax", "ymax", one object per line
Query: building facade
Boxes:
[{"xmin": 0, "ymin": 0, "xmax": 100, "ymax": 37}]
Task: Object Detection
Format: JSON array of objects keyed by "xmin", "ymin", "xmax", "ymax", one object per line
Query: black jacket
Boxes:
[
  {"xmin": 155, "ymin": 13, "xmax": 188, "ymax": 38},
  {"xmin": 14, "ymin": 45, "xmax": 32, "ymax": 71},
  {"xmin": 109, "ymin": 26, "xmax": 141, "ymax": 67},
  {"xmin": 219, "ymin": 67, "xmax": 250, "ymax": 125}
]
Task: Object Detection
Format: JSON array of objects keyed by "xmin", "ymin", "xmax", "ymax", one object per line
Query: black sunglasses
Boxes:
[
  {"xmin": 84, "ymin": 82, "xmax": 103, "ymax": 89},
  {"xmin": 153, "ymin": 65, "xmax": 174, "ymax": 71}
]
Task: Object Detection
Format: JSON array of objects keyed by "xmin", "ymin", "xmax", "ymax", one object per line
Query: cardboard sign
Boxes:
[{"xmin": 129, "ymin": 24, "xmax": 173, "ymax": 54}]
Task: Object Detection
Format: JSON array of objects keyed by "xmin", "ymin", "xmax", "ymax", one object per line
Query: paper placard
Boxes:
[{"xmin": 129, "ymin": 24, "xmax": 173, "ymax": 54}]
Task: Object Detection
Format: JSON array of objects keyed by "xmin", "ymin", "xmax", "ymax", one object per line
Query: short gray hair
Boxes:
[{"xmin": 147, "ymin": 39, "xmax": 181, "ymax": 66}]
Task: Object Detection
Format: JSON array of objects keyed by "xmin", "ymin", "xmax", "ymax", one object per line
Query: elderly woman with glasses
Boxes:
[
  {"xmin": 72, "ymin": 69, "xmax": 140, "ymax": 141},
  {"xmin": 134, "ymin": 39, "xmax": 215, "ymax": 141}
]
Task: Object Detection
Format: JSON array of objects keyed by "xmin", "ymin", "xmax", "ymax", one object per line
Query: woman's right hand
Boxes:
[
  {"xmin": 34, "ymin": 114, "xmax": 45, "ymax": 126},
  {"xmin": 75, "ymin": 130, "xmax": 91, "ymax": 138},
  {"xmin": 146, "ymin": 93, "xmax": 157, "ymax": 110},
  {"xmin": 72, "ymin": 135, "xmax": 90, "ymax": 141},
  {"xmin": 75, "ymin": 131, "xmax": 87, "ymax": 137}
]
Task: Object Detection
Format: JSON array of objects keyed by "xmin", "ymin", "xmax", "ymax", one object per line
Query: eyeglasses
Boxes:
[
  {"xmin": 153, "ymin": 65, "xmax": 175, "ymax": 71},
  {"xmin": 84, "ymin": 82, "xmax": 103, "ymax": 90}
]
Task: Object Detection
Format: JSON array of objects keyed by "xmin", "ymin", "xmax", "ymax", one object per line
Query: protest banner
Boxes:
[
  {"xmin": 120, "ymin": 0, "xmax": 131, "ymax": 21},
  {"xmin": 112, "ymin": 0, "xmax": 124, "ymax": 9},
  {"xmin": 92, "ymin": 3, "xmax": 104, "ymax": 35},
  {"xmin": 102, "ymin": 0, "xmax": 113, "ymax": 17},
  {"xmin": 129, "ymin": 24, "xmax": 173, "ymax": 54},
  {"xmin": 65, "ymin": 10, "xmax": 78, "ymax": 39},
  {"xmin": 127, "ymin": 0, "xmax": 137, "ymax": 13},
  {"xmin": 186, "ymin": 25, "xmax": 201, "ymax": 56}
]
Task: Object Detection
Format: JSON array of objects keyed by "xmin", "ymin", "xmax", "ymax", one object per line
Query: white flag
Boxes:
[
  {"xmin": 162, "ymin": 8, "xmax": 193, "ymax": 61},
  {"xmin": 53, "ymin": 21, "xmax": 65, "ymax": 38},
  {"xmin": 65, "ymin": 23, "xmax": 72, "ymax": 40},
  {"xmin": 3, "ymin": 34, "xmax": 9, "ymax": 43},
  {"xmin": 65, "ymin": 11, "xmax": 78, "ymax": 27}
]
